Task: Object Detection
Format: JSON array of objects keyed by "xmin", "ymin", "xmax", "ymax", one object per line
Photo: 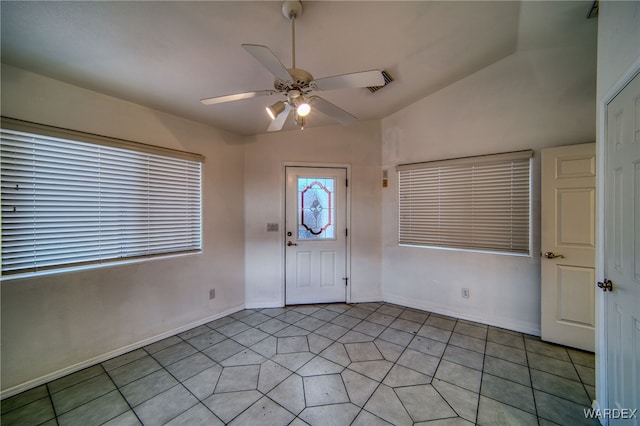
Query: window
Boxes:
[
  {"xmin": 0, "ymin": 118, "xmax": 204, "ymax": 276},
  {"xmin": 398, "ymin": 150, "xmax": 532, "ymax": 255}
]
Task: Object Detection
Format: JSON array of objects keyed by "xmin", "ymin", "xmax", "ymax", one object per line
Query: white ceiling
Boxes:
[{"xmin": 0, "ymin": 1, "xmax": 595, "ymax": 136}]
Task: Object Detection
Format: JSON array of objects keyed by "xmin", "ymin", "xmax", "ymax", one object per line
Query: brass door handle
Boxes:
[
  {"xmin": 287, "ymin": 241, "xmax": 298, "ymax": 247},
  {"xmin": 543, "ymin": 251, "xmax": 564, "ymax": 259},
  {"xmin": 597, "ymin": 279, "xmax": 613, "ymax": 292}
]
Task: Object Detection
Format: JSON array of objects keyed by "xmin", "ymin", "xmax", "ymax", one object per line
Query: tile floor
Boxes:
[{"xmin": 1, "ymin": 302, "xmax": 599, "ymax": 426}]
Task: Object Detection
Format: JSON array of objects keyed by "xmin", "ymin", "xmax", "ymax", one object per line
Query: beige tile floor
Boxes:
[{"xmin": 0, "ymin": 302, "xmax": 599, "ymax": 425}]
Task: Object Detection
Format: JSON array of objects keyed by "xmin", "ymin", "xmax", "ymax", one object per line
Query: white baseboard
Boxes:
[
  {"xmin": 2, "ymin": 294, "xmax": 542, "ymax": 400},
  {"xmin": 0, "ymin": 305, "xmax": 244, "ymax": 400},
  {"xmin": 245, "ymin": 296, "xmax": 383, "ymax": 309},
  {"xmin": 244, "ymin": 300, "xmax": 284, "ymax": 309},
  {"xmin": 349, "ymin": 295, "xmax": 383, "ymax": 304},
  {"xmin": 246, "ymin": 295, "xmax": 541, "ymax": 337},
  {"xmin": 383, "ymin": 293, "xmax": 541, "ymax": 337}
]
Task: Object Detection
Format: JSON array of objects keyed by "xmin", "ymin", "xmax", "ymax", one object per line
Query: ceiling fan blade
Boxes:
[
  {"xmin": 309, "ymin": 96, "xmax": 357, "ymax": 126},
  {"xmin": 311, "ymin": 70, "xmax": 385, "ymax": 91},
  {"xmin": 242, "ymin": 44, "xmax": 293, "ymax": 83},
  {"xmin": 268, "ymin": 104, "xmax": 292, "ymax": 132},
  {"xmin": 200, "ymin": 90, "xmax": 276, "ymax": 106}
]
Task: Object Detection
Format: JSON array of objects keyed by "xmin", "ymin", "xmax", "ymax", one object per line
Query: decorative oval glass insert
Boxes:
[{"xmin": 298, "ymin": 178, "xmax": 335, "ymax": 239}]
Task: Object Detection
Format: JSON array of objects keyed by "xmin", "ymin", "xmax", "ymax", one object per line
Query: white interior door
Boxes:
[
  {"xmin": 285, "ymin": 167, "xmax": 347, "ymax": 305},
  {"xmin": 604, "ymin": 71, "xmax": 640, "ymax": 423},
  {"xmin": 541, "ymin": 143, "xmax": 596, "ymax": 352}
]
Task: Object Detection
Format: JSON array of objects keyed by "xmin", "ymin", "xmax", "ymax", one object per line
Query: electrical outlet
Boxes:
[
  {"xmin": 209, "ymin": 289, "xmax": 216, "ymax": 300},
  {"xmin": 462, "ymin": 288, "xmax": 470, "ymax": 298}
]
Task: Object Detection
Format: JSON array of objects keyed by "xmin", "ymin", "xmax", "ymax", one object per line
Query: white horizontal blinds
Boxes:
[
  {"xmin": 398, "ymin": 150, "xmax": 532, "ymax": 255},
  {"xmin": 1, "ymin": 128, "xmax": 202, "ymax": 275},
  {"xmin": 0, "ymin": 117, "xmax": 205, "ymax": 162}
]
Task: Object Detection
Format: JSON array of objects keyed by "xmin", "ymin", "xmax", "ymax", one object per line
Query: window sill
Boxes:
[
  {"xmin": 398, "ymin": 243, "xmax": 531, "ymax": 258},
  {"xmin": 0, "ymin": 251, "xmax": 202, "ymax": 282}
]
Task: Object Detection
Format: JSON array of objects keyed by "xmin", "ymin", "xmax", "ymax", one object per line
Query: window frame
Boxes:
[
  {"xmin": 0, "ymin": 117, "xmax": 205, "ymax": 278},
  {"xmin": 397, "ymin": 150, "xmax": 533, "ymax": 256}
]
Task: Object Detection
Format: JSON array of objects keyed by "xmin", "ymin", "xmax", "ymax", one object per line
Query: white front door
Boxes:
[
  {"xmin": 604, "ymin": 71, "xmax": 640, "ymax": 423},
  {"xmin": 541, "ymin": 143, "xmax": 596, "ymax": 352},
  {"xmin": 285, "ymin": 167, "xmax": 348, "ymax": 305}
]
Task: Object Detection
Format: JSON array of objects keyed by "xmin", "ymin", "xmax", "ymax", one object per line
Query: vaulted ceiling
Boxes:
[{"xmin": 1, "ymin": 1, "xmax": 595, "ymax": 136}]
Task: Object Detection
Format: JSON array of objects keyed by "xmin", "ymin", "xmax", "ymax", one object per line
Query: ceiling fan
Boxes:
[{"xmin": 200, "ymin": 0, "xmax": 385, "ymax": 132}]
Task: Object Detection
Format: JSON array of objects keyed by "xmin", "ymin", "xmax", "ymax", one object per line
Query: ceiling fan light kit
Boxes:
[
  {"xmin": 200, "ymin": 0, "xmax": 385, "ymax": 132},
  {"xmin": 266, "ymin": 101, "xmax": 286, "ymax": 120},
  {"xmin": 297, "ymin": 102, "xmax": 311, "ymax": 117}
]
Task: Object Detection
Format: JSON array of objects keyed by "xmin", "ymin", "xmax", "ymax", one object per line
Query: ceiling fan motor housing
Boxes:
[{"xmin": 275, "ymin": 68, "xmax": 314, "ymax": 92}]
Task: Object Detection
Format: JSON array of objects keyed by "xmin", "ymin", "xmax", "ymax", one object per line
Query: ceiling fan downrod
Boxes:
[
  {"xmin": 282, "ymin": 1, "xmax": 303, "ymax": 69},
  {"xmin": 281, "ymin": 0, "xmax": 309, "ymax": 128},
  {"xmin": 292, "ymin": 13, "xmax": 296, "ymax": 68}
]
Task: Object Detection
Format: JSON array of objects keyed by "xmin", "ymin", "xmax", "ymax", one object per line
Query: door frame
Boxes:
[
  {"xmin": 281, "ymin": 162, "xmax": 352, "ymax": 306},
  {"xmin": 595, "ymin": 57, "xmax": 640, "ymax": 415}
]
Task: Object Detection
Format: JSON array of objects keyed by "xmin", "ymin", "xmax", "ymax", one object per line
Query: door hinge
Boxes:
[
  {"xmin": 342, "ymin": 277, "xmax": 349, "ymax": 286},
  {"xmin": 345, "ymin": 228, "xmax": 348, "ymax": 237},
  {"xmin": 345, "ymin": 178, "xmax": 348, "ymax": 187}
]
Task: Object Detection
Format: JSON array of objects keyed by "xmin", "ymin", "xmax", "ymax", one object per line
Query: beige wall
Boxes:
[
  {"xmin": 0, "ymin": 0, "xmax": 604, "ymax": 396},
  {"xmin": 596, "ymin": 1, "xmax": 640, "ymax": 100},
  {"xmin": 0, "ymin": 64, "xmax": 382, "ymax": 395},
  {"xmin": 243, "ymin": 121, "xmax": 383, "ymax": 307},
  {"xmin": 380, "ymin": 7, "xmax": 597, "ymax": 334},
  {"xmin": 0, "ymin": 64, "xmax": 246, "ymax": 395}
]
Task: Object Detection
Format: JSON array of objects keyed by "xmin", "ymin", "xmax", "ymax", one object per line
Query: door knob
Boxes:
[
  {"xmin": 597, "ymin": 279, "xmax": 613, "ymax": 292},
  {"xmin": 543, "ymin": 251, "xmax": 564, "ymax": 259},
  {"xmin": 287, "ymin": 241, "xmax": 298, "ymax": 247}
]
